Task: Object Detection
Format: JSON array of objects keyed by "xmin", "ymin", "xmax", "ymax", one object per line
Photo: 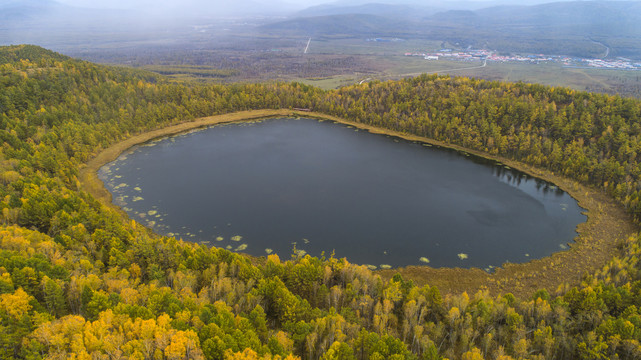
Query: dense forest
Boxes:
[{"xmin": 4, "ymin": 44, "xmax": 641, "ymax": 359}]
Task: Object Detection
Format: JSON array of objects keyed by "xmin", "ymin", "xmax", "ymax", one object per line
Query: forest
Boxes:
[{"xmin": 3, "ymin": 44, "xmax": 641, "ymax": 359}]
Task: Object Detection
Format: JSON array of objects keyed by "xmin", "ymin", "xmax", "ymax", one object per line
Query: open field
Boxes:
[
  {"xmin": 382, "ymin": 59, "xmax": 641, "ymax": 96},
  {"xmin": 306, "ymin": 37, "xmax": 443, "ymax": 56},
  {"xmin": 297, "ymin": 75, "xmax": 360, "ymax": 89},
  {"xmin": 133, "ymin": 34, "xmax": 641, "ymax": 97},
  {"xmin": 46, "ymin": 26, "xmax": 641, "ymax": 97},
  {"xmin": 290, "ymin": 37, "xmax": 641, "ymax": 95}
]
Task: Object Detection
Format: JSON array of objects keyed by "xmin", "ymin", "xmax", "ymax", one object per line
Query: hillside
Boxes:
[
  {"xmin": 3, "ymin": 44, "xmax": 641, "ymax": 359},
  {"xmin": 0, "ymin": 44, "xmax": 70, "ymax": 63},
  {"xmin": 293, "ymin": 3, "xmax": 440, "ymax": 20},
  {"xmin": 264, "ymin": 1, "xmax": 641, "ymax": 58},
  {"xmin": 261, "ymin": 13, "xmax": 412, "ymax": 37},
  {"xmin": 0, "ymin": 0, "xmax": 62, "ymax": 19}
]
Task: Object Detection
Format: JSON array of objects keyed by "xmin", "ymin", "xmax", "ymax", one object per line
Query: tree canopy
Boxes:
[{"xmin": 2, "ymin": 44, "xmax": 641, "ymax": 359}]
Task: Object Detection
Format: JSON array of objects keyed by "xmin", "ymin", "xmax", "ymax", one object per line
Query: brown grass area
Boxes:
[{"xmin": 79, "ymin": 109, "xmax": 637, "ymax": 298}]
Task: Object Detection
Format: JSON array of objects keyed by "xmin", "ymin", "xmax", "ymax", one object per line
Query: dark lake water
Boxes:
[{"xmin": 99, "ymin": 117, "xmax": 586, "ymax": 270}]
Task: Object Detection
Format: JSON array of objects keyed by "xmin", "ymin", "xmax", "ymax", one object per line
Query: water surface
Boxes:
[{"xmin": 99, "ymin": 117, "xmax": 586, "ymax": 270}]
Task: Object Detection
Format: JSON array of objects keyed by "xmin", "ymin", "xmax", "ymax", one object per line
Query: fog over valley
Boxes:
[{"xmin": 2, "ymin": 0, "xmax": 641, "ymax": 98}]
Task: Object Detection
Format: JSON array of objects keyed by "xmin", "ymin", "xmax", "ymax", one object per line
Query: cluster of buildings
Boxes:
[
  {"xmin": 404, "ymin": 48, "xmax": 492, "ymax": 61},
  {"xmin": 367, "ymin": 37, "xmax": 405, "ymax": 42},
  {"xmin": 573, "ymin": 58, "xmax": 641, "ymax": 70},
  {"xmin": 404, "ymin": 48, "xmax": 641, "ymax": 70}
]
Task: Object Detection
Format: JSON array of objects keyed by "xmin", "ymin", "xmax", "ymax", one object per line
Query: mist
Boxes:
[{"xmin": 1, "ymin": 0, "xmax": 639, "ymax": 71}]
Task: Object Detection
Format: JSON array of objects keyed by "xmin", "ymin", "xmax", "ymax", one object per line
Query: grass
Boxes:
[
  {"xmin": 382, "ymin": 58, "xmax": 641, "ymax": 97},
  {"xmin": 299, "ymin": 37, "xmax": 641, "ymax": 96},
  {"xmin": 296, "ymin": 75, "xmax": 359, "ymax": 90},
  {"xmin": 291, "ymin": 57, "xmax": 641, "ymax": 97},
  {"xmin": 115, "ymin": 34, "xmax": 641, "ymax": 97}
]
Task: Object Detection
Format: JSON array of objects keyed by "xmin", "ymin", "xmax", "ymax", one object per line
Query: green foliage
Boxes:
[{"xmin": 5, "ymin": 44, "xmax": 641, "ymax": 359}]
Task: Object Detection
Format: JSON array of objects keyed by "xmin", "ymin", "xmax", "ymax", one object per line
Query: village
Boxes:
[{"xmin": 404, "ymin": 48, "xmax": 641, "ymax": 70}]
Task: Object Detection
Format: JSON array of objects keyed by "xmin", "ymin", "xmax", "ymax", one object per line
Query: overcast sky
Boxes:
[
  {"xmin": 53, "ymin": 0, "xmax": 511, "ymax": 10},
  {"xmin": 55, "ymin": 0, "xmax": 328, "ymax": 9},
  {"xmin": 45, "ymin": 0, "xmax": 587, "ymax": 17},
  {"xmin": 52, "ymin": 0, "xmax": 581, "ymax": 12}
]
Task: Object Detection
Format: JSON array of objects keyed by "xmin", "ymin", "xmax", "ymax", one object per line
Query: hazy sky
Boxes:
[
  {"xmin": 42, "ymin": 0, "xmax": 591, "ymax": 17},
  {"xmin": 52, "ymin": 0, "xmax": 570, "ymax": 12},
  {"xmin": 55, "ymin": 0, "xmax": 329, "ymax": 9},
  {"xmin": 53, "ymin": 0, "xmax": 500, "ymax": 11}
]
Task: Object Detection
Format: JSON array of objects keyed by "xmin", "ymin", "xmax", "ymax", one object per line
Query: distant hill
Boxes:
[
  {"xmin": 0, "ymin": 0, "xmax": 298, "ymax": 49},
  {"xmin": 263, "ymin": 0, "xmax": 641, "ymax": 58},
  {"xmin": 313, "ymin": 0, "xmax": 563, "ymax": 11},
  {"xmin": 261, "ymin": 13, "xmax": 412, "ymax": 37},
  {"xmin": 0, "ymin": 0, "xmax": 178, "ymax": 49},
  {"xmin": 0, "ymin": 44, "xmax": 70, "ymax": 63},
  {"xmin": 436, "ymin": 1, "xmax": 641, "ymax": 32},
  {"xmin": 0, "ymin": 0, "xmax": 63, "ymax": 20},
  {"xmin": 4, "ymin": 0, "xmax": 641, "ymax": 59},
  {"xmin": 0, "ymin": 0, "xmax": 131, "ymax": 27},
  {"xmin": 424, "ymin": 1, "xmax": 641, "ymax": 57},
  {"xmin": 294, "ymin": 3, "xmax": 440, "ymax": 20}
]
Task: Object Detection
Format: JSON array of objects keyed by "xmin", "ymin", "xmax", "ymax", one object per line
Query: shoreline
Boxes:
[{"xmin": 79, "ymin": 109, "xmax": 637, "ymax": 298}]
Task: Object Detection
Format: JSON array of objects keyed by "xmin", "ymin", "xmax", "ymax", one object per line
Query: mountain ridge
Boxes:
[{"xmin": 263, "ymin": 0, "xmax": 641, "ymax": 58}]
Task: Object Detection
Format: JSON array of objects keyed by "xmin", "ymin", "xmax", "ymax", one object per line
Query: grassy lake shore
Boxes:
[{"xmin": 79, "ymin": 109, "xmax": 637, "ymax": 298}]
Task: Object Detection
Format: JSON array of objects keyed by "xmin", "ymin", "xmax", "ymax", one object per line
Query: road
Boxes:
[{"xmin": 304, "ymin": 38, "xmax": 311, "ymax": 54}]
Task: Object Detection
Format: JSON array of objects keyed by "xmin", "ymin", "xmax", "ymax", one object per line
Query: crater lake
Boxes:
[{"xmin": 98, "ymin": 117, "xmax": 586, "ymax": 270}]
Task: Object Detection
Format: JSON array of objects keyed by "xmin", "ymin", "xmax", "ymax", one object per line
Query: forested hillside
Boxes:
[
  {"xmin": 4, "ymin": 44, "xmax": 641, "ymax": 359},
  {"xmin": 264, "ymin": 1, "xmax": 641, "ymax": 59}
]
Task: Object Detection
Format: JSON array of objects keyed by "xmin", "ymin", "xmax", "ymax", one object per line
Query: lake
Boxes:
[{"xmin": 98, "ymin": 117, "xmax": 586, "ymax": 270}]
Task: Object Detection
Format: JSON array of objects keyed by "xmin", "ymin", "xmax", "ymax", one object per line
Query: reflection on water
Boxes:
[{"xmin": 99, "ymin": 117, "xmax": 586, "ymax": 270}]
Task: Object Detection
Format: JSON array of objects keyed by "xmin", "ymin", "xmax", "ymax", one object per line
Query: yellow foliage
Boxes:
[
  {"xmin": 459, "ymin": 291, "xmax": 470, "ymax": 311},
  {"xmin": 224, "ymin": 348, "xmax": 300, "ymax": 360},
  {"xmin": 267, "ymin": 253, "xmax": 281, "ymax": 265},
  {"xmin": 0, "ymin": 233, "xmax": 29, "ymax": 252},
  {"xmin": 130, "ymin": 263, "xmax": 142, "ymax": 279},
  {"xmin": 164, "ymin": 330, "xmax": 202, "ymax": 360},
  {"xmin": 513, "ymin": 338, "xmax": 528, "ymax": 358},
  {"xmin": 448, "ymin": 307, "xmax": 461, "ymax": 322},
  {"xmin": 383, "ymin": 280, "xmax": 402, "ymax": 303},
  {"xmin": 273, "ymin": 331, "xmax": 294, "ymax": 353},
  {"xmin": 461, "ymin": 347, "xmax": 485, "ymax": 360},
  {"xmin": 0, "ymin": 288, "xmax": 32, "ymax": 319},
  {"xmin": 120, "ymin": 287, "xmax": 140, "ymax": 305},
  {"xmin": 225, "ymin": 348, "xmax": 261, "ymax": 360},
  {"xmin": 33, "ymin": 315, "xmax": 86, "ymax": 353},
  {"xmin": 71, "ymin": 351, "xmax": 92, "ymax": 360},
  {"xmin": 70, "ymin": 333, "xmax": 86, "ymax": 356},
  {"xmin": 175, "ymin": 310, "xmax": 192, "ymax": 325},
  {"xmin": 157, "ymin": 313, "xmax": 172, "ymax": 329}
]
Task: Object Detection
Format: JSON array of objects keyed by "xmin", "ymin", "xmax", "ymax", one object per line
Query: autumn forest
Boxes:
[{"xmin": 4, "ymin": 44, "xmax": 641, "ymax": 359}]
